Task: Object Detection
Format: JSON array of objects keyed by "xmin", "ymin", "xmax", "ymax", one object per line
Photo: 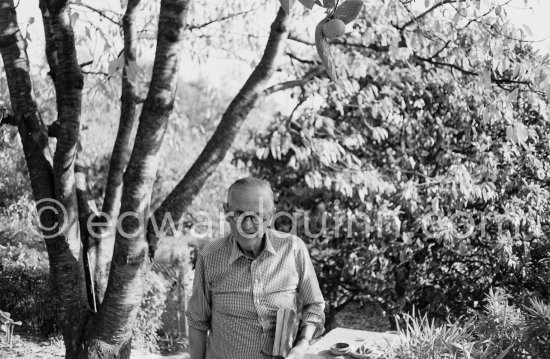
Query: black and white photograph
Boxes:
[{"xmin": 0, "ymin": 0, "xmax": 549, "ymax": 358}]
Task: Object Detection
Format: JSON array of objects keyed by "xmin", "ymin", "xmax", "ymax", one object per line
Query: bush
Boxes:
[
  {"xmin": 0, "ymin": 226, "xmax": 172, "ymax": 349},
  {"xmin": 1, "ymin": 265, "xmax": 172, "ymax": 350},
  {"xmin": 0, "ymin": 266, "xmax": 58, "ymax": 335},
  {"xmin": 0, "ymin": 224, "xmax": 56, "ymax": 335},
  {"xmin": 386, "ymin": 288, "xmax": 550, "ymax": 359},
  {"xmin": 132, "ymin": 270, "xmax": 171, "ymax": 352}
]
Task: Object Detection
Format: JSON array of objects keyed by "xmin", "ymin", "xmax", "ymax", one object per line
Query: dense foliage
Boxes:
[{"xmin": 235, "ymin": 0, "xmax": 550, "ymax": 327}]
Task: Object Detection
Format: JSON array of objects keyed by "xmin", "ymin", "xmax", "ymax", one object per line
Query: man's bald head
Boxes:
[
  {"xmin": 224, "ymin": 178, "xmax": 275, "ymax": 242},
  {"xmin": 227, "ymin": 177, "xmax": 275, "ymax": 209}
]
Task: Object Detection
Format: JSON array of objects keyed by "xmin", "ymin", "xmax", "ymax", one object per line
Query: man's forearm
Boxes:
[
  {"xmin": 189, "ymin": 326, "xmax": 208, "ymax": 359},
  {"xmin": 294, "ymin": 324, "xmax": 316, "ymax": 348}
]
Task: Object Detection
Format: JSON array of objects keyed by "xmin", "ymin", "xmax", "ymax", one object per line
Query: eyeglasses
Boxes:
[{"xmin": 225, "ymin": 210, "xmax": 270, "ymax": 225}]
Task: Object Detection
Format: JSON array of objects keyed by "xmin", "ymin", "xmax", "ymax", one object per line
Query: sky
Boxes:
[{"xmin": 505, "ymin": 0, "xmax": 550, "ymax": 54}]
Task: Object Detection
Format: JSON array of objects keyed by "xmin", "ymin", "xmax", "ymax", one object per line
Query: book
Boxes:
[{"xmin": 272, "ymin": 308, "xmax": 300, "ymax": 358}]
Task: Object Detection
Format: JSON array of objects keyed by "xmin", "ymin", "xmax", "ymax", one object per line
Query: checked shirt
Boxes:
[{"xmin": 186, "ymin": 228, "xmax": 325, "ymax": 359}]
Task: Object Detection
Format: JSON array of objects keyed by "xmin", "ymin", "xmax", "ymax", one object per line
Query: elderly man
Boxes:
[{"xmin": 186, "ymin": 177, "xmax": 325, "ymax": 359}]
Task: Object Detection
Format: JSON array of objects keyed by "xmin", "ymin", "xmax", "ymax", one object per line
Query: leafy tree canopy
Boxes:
[{"xmin": 236, "ymin": 0, "xmax": 550, "ymax": 326}]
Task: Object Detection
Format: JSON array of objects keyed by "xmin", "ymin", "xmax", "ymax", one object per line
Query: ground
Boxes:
[
  {"xmin": 0, "ymin": 302, "xmax": 389, "ymax": 358},
  {"xmin": 0, "ymin": 334, "xmax": 190, "ymax": 359}
]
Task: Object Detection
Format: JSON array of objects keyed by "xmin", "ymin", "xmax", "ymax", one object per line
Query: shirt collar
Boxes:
[{"xmin": 228, "ymin": 229, "xmax": 278, "ymax": 264}]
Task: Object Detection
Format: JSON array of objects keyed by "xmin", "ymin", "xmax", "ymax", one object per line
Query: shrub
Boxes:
[
  {"xmin": 0, "ymin": 266, "xmax": 58, "ymax": 335},
  {"xmin": 132, "ymin": 270, "xmax": 170, "ymax": 352},
  {"xmin": 386, "ymin": 288, "xmax": 550, "ymax": 359},
  {"xmin": 1, "ymin": 228, "xmax": 173, "ymax": 349}
]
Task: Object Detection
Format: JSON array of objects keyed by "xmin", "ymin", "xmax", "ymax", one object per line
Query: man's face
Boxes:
[{"xmin": 223, "ymin": 185, "xmax": 274, "ymax": 243}]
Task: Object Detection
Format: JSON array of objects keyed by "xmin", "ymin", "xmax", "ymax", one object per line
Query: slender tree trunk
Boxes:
[
  {"xmin": 93, "ymin": 0, "xmax": 141, "ymax": 307},
  {"xmin": 146, "ymin": 7, "xmax": 289, "ymax": 258},
  {"xmin": 0, "ymin": 1, "xmax": 88, "ymax": 357}
]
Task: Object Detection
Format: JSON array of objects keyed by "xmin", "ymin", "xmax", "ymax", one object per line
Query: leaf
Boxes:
[
  {"xmin": 452, "ymin": 11, "xmax": 461, "ymax": 23},
  {"xmin": 279, "ymin": 0, "xmax": 295, "ymax": 14},
  {"xmin": 372, "ymin": 127, "xmax": 388, "ymax": 142},
  {"xmin": 270, "ymin": 131, "xmax": 282, "ymax": 159},
  {"xmin": 315, "ymin": 20, "xmax": 341, "ymax": 85},
  {"xmin": 126, "ymin": 60, "xmax": 139, "ymax": 86},
  {"xmin": 522, "ymin": 23, "xmax": 533, "ymax": 37},
  {"xmin": 298, "ymin": 0, "xmax": 315, "ymax": 9},
  {"xmin": 334, "ymin": 0, "xmax": 363, "ymax": 24},
  {"xmin": 424, "ymin": 0, "xmax": 430, "ymax": 7},
  {"xmin": 506, "ymin": 123, "xmax": 529, "ymax": 145},
  {"xmin": 108, "ymin": 56, "xmax": 124, "ymax": 76},
  {"xmin": 323, "ymin": 0, "xmax": 336, "ymax": 8},
  {"xmin": 70, "ymin": 12, "xmax": 79, "ymax": 27},
  {"xmin": 0, "ymin": 310, "xmax": 11, "ymax": 320}
]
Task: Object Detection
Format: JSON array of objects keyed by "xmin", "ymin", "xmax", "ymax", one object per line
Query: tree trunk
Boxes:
[
  {"xmin": 146, "ymin": 6, "xmax": 290, "ymax": 258},
  {"xmin": 93, "ymin": 0, "xmax": 141, "ymax": 307}
]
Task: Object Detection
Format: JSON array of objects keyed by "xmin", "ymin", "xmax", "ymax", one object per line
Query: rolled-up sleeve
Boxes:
[
  {"xmin": 185, "ymin": 253, "xmax": 211, "ymax": 332},
  {"xmin": 295, "ymin": 238, "xmax": 325, "ymax": 339}
]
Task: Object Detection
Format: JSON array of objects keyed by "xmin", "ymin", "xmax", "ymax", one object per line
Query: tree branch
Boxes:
[
  {"xmin": 42, "ymin": 0, "xmax": 84, "ymax": 265},
  {"xmin": 70, "ymin": 2, "xmax": 122, "ymax": 26},
  {"xmin": 187, "ymin": 3, "xmax": 265, "ymax": 31},
  {"xmin": 286, "ymin": 51, "xmax": 318, "ymax": 65},
  {"xmin": 413, "ymin": 54, "xmax": 477, "ymax": 76},
  {"xmin": 95, "ymin": 0, "xmax": 141, "ymax": 305},
  {"xmin": 263, "ymin": 66, "xmax": 325, "ymax": 96},
  {"xmin": 75, "ymin": 146, "xmax": 97, "ymax": 312},
  {"xmin": 398, "ymin": 0, "xmax": 457, "ymax": 30},
  {"xmin": 289, "ymin": 29, "xmax": 538, "ymax": 91},
  {"xmin": 0, "ymin": 110, "xmax": 16, "ymax": 126},
  {"xmin": 0, "ymin": 114, "xmax": 64, "ymax": 138},
  {"xmin": 288, "ymin": 31, "xmax": 391, "ymax": 51},
  {"xmin": 147, "ymin": 6, "xmax": 290, "ymax": 259}
]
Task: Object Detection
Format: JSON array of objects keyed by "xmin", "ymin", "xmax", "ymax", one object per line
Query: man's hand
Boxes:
[{"xmin": 286, "ymin": 340, "xmax": 308, "ymax": 359}]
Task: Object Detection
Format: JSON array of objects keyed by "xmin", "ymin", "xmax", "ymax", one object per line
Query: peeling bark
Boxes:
[
  {"xmin": 147, "ymin": 7, "xmax": 289, "ymax": 258},
  {"xmin": 94, "ymin": 0, "xmax": 141, "ymax": 306}
]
